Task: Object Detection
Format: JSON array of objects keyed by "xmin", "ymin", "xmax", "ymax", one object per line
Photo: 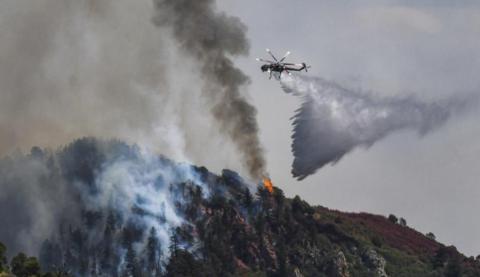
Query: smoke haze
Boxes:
[
  {"xmin": 0, "ymin": 0, "xmax": 265, "ymax": 179},
  {"xmin": 0, "ymin": 1, "xmax": 171, "ymax": 153},
  {"xmin": 282, "ymin": 75, "xmax": 473, "ymax": 180}
]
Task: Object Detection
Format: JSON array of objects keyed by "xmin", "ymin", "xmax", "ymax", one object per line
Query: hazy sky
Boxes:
[
  {"xmin": 0, "ymin": 0, "xmax": 479, "ymax": 257},
  {"xmin": 219, "ymin": 0, "xmax": 480, "ymax": 256}
]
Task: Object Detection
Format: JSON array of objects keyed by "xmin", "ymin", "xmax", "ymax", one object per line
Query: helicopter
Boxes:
[{"xmin": 256, "ymin": 49, "xmax": 310, "ymax": 80}]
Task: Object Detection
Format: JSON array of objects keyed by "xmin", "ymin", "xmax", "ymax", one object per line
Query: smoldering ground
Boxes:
[{"xmin": 282, "ymin": 75, "xmax": 476, "ymax": 180}]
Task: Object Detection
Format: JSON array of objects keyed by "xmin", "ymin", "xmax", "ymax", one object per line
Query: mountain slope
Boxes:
[{"xmin": 0, "ymin": 138, "xmax": 479, "ymax": 277}]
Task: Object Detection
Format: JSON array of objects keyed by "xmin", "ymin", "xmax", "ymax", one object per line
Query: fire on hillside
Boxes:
[{"xmin": 263, "ymin": 177, "xmax": 274, "ymax": 194}]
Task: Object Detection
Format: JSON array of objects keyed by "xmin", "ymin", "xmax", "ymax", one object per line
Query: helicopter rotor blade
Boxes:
[
  {"xmin": 278, "ymin": 51, "xmax": 291, "ymax": 63},
  {"xmin": 256, "ymin": 58, "xmax": 274, "ymax": 63},
  {"xmin": 266, "ymin": 48, "xmax": 278, "ymax": 62}
]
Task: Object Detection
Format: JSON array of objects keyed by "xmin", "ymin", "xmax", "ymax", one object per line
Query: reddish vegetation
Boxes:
[
  {"xmin": 317, "ymin": 207, "xmax": 442, "ymax": 256},
  {"xmin": 313, "ymin": 206, "xmax": 480, "ymax": 274},
  {"xmin": 346, "ymin": 212, "xmax": 440, "ymax": 255}
]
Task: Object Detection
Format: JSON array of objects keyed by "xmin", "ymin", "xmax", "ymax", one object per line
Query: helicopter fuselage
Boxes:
[
  {"xmin": 261, "ymin": 63, "xmax": 307, "ymax": 73},
  {"xmin": 261, "ymin": 63, "xmax": 283, "ymax": 73}
]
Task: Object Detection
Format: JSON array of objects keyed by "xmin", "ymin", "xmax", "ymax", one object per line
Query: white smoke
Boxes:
[
  {"xmin": 0, "ymin": 138, "xmax": 210, "ymax": 269},
  {"xmin": 88, "ymin": 148, "xmax": 205, "ymax": 257},
  {"xmin": 282, "ymin": 75, "xmax": 473, "ymax": 180}
]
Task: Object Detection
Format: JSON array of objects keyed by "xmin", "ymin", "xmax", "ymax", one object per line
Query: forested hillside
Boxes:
[{"xmin": 1, "ymin": 138, "xmax": 479, "ymax": 276}]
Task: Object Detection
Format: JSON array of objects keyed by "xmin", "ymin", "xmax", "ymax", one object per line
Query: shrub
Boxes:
[
  {"xmin": 388, "ymin": 214, "xmax": 398, "ymax": 224},
  {"xmin": 426, "ymin": 232, "xmax": 436, "ymax": 241}
]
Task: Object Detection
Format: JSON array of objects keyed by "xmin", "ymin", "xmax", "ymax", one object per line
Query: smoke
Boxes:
[
  {"xmin": 0, "ymin": 1, "xmax": 267, "ymax": 269},
  {"xmin": 152, "ymin": 0, "xmax": 267, "ymax": 179},
  {"xmin": 0, "ymin": 0, "xmax": 264, "ymax": 178},
  {"xmin": 0, "ymin": 138, "xmax": 209, "ymax": 269},
  {"xmin": 0, "ymin": 1, "xmax": 174, "ymax": 153},
  {"xmin": 0, "ymin": 150, "xmax": 72, "ymax": 255},
  {"xmin": 282, "ymin": 75, "xmax": 473, "ymax": 180}
]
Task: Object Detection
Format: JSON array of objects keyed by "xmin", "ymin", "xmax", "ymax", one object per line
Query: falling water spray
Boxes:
[{"xmin": 282, "ymin": 75, "xmax": 472, "ymax": 180}]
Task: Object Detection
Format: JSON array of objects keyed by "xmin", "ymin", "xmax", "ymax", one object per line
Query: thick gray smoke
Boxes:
[
  {"xmin": 152, "ymin": 0, "xmax": 266, "ymax": 179},
  {"xmin": 0, "ymin": 0, "xmax": 263, "ymax": 179},
  {"xmin": 282, "ymin": 75, "xmax": 472, "ymax": 180}
]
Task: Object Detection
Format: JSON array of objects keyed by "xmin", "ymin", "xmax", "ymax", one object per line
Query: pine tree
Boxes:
[
  {"xmin": 101, "ymin": 211, "xmax": 116, "ymax": 274},
  {"xmin": 90, "ymin": 255, "xmax": 98, "ymax": 277},
  {"xmin": 146, "ymin": 227, "xmax": 160, "ymax": 274},
  {"xmin": 169, "ymin": 228, "xmax": 180, "ymax": 259},
  {"xmin": 123, "ymin": 243, "xmax": 139, "ymax": 277},
  {"xmin": 243, "ymin": 188, "xmax": 252, "ymax": 208}
]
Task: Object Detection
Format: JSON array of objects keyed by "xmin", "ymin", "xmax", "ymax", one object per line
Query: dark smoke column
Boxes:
[{"xmin": 153, "ymin": 0, "xmax": 266, "ymax": 179}]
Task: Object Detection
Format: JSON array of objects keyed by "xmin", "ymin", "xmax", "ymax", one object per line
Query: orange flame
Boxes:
[{"xmin": 263, "ymin": 178, "xmax": 274, "ymax": 194}]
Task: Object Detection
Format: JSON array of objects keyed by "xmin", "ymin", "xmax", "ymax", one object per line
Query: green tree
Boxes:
[
  {"xmin": 243, "ymin": 188, "xmax": 252, "ymax": 208},
  {"xmin": 426, "ymin": 232, "xmax": 436, "ymax": 241},
  {"xmin": 10, "ymin": 253, "xmax": 28, "ymax": 277},
  {"xmin": 146, "ymin": 227, "xmax": 160, "ymax": 274},
  {"xmin": 100, "ymin": 211, "xmax": 116, "ymax": 274},
  {"xmin": 10, "ymin": 253, "xmax": 41, "ymax": 277},
  {"xmin": 169, "ymin": 228, "xmax": 180, "ymax": 259},
  {"xmin": 123, "ymin": 243, "xmax": 140, "ymax": 277},
  {"xmin": 0, "ymin": 242, "xmax": 7, "ymax": 272},
  {"xmin": 23, "ymin": 257, "xmax": 41, "ymax": 277},
  {"xmin": 388, "ymin": 214, "xmax": 398, "ymax": 224},
  {"xmin": 165, "ymin": 250, "xmax": 202, "ymax": 277}
]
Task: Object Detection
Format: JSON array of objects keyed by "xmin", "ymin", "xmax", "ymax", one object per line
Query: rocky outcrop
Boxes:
[
  {"xmin": 332, "ymin": 251, "xmax": 350, "ymax": 277},
  {"xmin": 362, "ymin": 248, "xmax": 388, "ymax": 277}
]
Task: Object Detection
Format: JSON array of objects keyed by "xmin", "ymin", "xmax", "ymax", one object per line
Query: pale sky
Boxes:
[{"xmin": 219, "ymin": 0, "xmax": 480, "ymax": 257}]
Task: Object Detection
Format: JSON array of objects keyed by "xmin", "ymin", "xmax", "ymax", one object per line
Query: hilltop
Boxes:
[{"xmin": 0, "ymin": 138, "xmax": 479, "ymax": 276}]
